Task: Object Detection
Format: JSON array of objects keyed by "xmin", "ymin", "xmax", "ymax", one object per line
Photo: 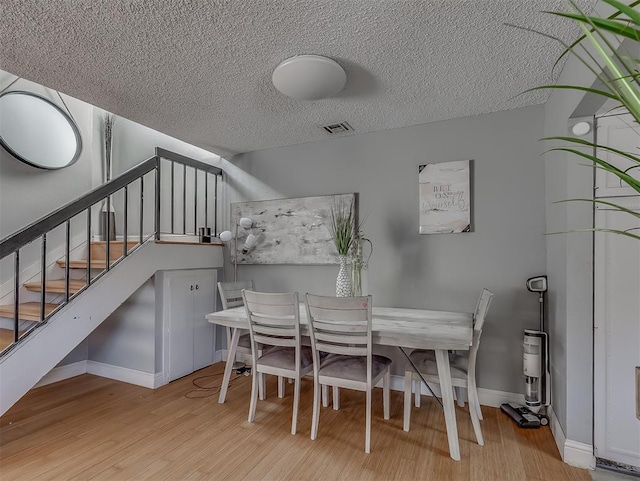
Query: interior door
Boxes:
[{"xmin": 594, "ymin": 112, "xmax": 640, "ymax": 470}]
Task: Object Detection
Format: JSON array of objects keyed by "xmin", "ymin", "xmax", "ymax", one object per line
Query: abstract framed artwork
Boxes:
[
  {"xmin": 419, "ymin": 159, "xmax": 472, "ymax": 234},
  {"xmin": 230, "ymin": 193, "xmax": 356, "ymax": 264}
]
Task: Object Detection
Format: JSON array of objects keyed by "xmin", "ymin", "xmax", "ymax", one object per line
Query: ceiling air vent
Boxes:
[{"xmin": 322, "ymin": 122, "xmax": 353, "ymax": 134}]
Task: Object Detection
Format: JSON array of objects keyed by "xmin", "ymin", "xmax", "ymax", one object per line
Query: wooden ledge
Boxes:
[{"xmin": 155, "ymin": 236, "xmax": 223, "ymax": 246}]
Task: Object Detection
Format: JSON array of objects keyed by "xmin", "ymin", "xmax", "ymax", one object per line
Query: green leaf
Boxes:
[
  {"xmin": 578, "ymin": 19, "xmax": 640, "ymax": 120},
  {"xmin": 555, "ymin": 198, "xmax": 640, "ymax": 219},
  {"xmin": 547, "ymin": 147, "xmax": 640, "ymax": 194},
  {"xmin": 527, "ymin": 0, "xmax": 640, "ymax": 243},
  {"xmin": 329, "ymin": 198, "xmax": 358, "ymax": 256},
  {"xmin": 545, "ymin": 0, "xmax": 640, "ymax": 63},
  {"xmin": 602, "ymin": 0, "xmax": 640, "ymax": 25},
  {"xmin": 552, "ymin": 13, "xmax": 640, "ymax": 41},
  {"xmin": 547, "ymin": 228, "xmax": 640, "ymax": 241},
  {"xmin": 543, "ymin": 136, "xmax": 640, "ymax": 165},
  {"xmin": 524, "ymin": 85, "xmax": 618, "ymax": 100}
]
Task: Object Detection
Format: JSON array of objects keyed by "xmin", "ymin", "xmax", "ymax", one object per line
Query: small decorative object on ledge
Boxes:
[{"xmin": 198, "ymin": 227, "xmax": 212, "ymax": 243}]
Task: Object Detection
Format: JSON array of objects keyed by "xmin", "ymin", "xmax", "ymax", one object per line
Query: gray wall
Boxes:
[
  {"xmin": 230, "ymin": 105, "xmax": 547, "ymax": 395},
  {"xmin": 0, "ymin": 72, "xmax": 95, "ymax": 237},
  {"xmin": 544, "ymin": 56, "xmax": 598, "ymax": 444},
  {"xmin": 0, "ymin": 72, "xmax": 95, "ymax": 287},
  {"xmin": 88, "ymin": 278, "xmax": 157, "ymax": 373},
  {"xmin": 105, "ymin": 112, "xmax": 221, "ymax": 175},
  {"xmin": 92, "ymin": 109, "xmax": 225, "ymax": 239}
]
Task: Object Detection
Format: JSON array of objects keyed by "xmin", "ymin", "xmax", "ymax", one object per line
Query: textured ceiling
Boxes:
[{"xmin": 1, "ymin": 1, "xmax": 595, "ymax": 157}]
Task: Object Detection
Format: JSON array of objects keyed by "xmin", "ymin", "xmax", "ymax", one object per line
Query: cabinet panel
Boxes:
[
  {"xmin": 167, "ymin": 273, "xmax": 196, "ymax": 381},
  {"xmin": 192, "ymin": 271, "xmax": 216, "ymax": 371},
  {"xmin": 163, "ymin": 269, "xmax": 217, "ymax": 383}
]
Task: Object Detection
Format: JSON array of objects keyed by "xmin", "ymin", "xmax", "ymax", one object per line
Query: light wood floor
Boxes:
[{"xmin": 0, "ymin": 363, "xmax": 591, "ymax": 481}]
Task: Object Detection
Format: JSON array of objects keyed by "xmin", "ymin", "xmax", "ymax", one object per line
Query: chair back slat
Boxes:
[
  {"xmin": 252, "ymin": 323, "xmax": 296, "ymax": 338},
  {"xmin": 218, "ymin": 280, "xmax": 253, "ymax": 309},
  {"xmin": 305, "ymin": 295, "xmax": 369, "ymax": 310},
  {"xmin": 253, "ymin": 334, "xmax": 296, "ymax": 348},
  {"xmin": 311, "ymin": 318, "xmax": 368, "ymax": 333},
  {"xmin": 316, "ymin": 343, "xmax": 368, "ymax": 357},
  {"xmin": 245, "ymin": 302, "xmax": 297, "ymax": 318},
  {"xmin": 315, "ymin": 331, "xmax": 367, "ymax": 346},
  {"xmin": 249, "ymin": 312, "xmax": 296, "ymax": 326},
  {"xmin": 243, "ymin": 290, "xmax": 296, "ymax": 306},
  {"xmin": 307, "ymin": 305, "xmax": 370, "ymax": 323}
]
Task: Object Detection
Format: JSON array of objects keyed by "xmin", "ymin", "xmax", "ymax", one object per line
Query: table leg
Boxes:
[
  {"xmin": 219, "ymin": 327, "xmax": 241, "ymax": 404},
  {"xmin": 435, "ymin": 349, "xmax": 460, "ymax": 461}
]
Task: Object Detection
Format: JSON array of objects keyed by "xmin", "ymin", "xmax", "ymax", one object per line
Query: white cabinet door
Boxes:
[
  {"xmin": 167, "ymin": 272, "xmax": 196, "ymax": 381},
  {"xmin": 595, "ymin": 113, "xmax": 640, "ymax": 198},
  {"xmin": 594, "ymin": 196, "xmax": 640, "ymax": 469},
  {"xmin": 192, "ymin": 271, "xmax": 215, "ymax": 371},
  {"xmin": 164, "ymin": 269, "xmax": 217, "ymax": 382}
]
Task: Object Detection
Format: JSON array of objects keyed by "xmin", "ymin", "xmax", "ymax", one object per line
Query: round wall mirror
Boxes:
[{"xmin": 0, "ymin": 91, "xmax": 82, "ymax": 169}]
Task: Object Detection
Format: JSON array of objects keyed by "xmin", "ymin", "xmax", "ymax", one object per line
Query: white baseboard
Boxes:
[
  {"xmin": 87, "ymin": 360, "xmax": 157, "ymax": 389},
  {"xmin": 34, "ymin": 350, "xmax": 226, "ymax": 392},
  {"xmin": 548, "ymin": 405, "xmax": 595, "ymax": 470},
  {"xmin": 476, "ymin": 386, "xmax": 524, "ymax": 407},
  {"xmin": 548, "ymin": 405, "xmax": 566, "ymax": 460},
  {"xmin": 34, "ymin": 360, "xmax": 88, "ymax": 388},
  {"xmin": 564, "ymin": 440, "xmax": 596, "ymax": 470},
  {"xmin": 213, "ymin": 350, "xmax": 224, "ymax": 364}
]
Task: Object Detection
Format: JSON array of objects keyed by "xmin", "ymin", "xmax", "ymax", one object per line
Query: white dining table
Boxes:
[{"xmin": 206, "ymin": 304, "xmax": 473, "ymax": 460}]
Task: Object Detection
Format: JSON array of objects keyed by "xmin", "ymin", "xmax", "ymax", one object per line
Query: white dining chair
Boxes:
[
  {"xmin": 242, "ymin": 289, "xmax": 313, "ymax": 435},
  {"xmin": 219, "ymin": 280, "xmax": 284, "ymax": 400},
  {"xmin": 403, "ymin": 288, "xmax": 494, "ymax": 446},
  {"xmin": 218, "ymin": 280, "xmax": 254, "ymax": 366},
  {"xmin": 305, "ymin": 293, "xmax": 392, "ymax": 453}
]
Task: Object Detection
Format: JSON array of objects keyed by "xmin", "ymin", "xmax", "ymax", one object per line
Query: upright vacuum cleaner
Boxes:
[{"xmin": 501, "ymin": 275, "xmax": 550, "ymax": 427}]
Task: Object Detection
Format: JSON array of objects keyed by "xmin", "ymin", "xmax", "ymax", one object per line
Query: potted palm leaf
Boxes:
[{"xmin": 533, "ymin": 0, "xmax": 640, "ymax": 239}]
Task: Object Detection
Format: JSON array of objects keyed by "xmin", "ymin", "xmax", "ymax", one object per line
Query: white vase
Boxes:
[{"xmin": 336, "ymin": 255, "xmax": 352, "ymax": 297}]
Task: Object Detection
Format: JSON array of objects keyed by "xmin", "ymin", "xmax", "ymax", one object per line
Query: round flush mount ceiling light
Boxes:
[
  {"xmin": 272, "ymin": 55, "xmax": 346, "ymax": 100},
  {"xmin": 571, "ymin": 121, "xmax": 592, "ymax": 136}
]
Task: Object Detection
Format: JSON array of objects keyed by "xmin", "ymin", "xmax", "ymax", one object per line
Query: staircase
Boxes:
[
  {"xmin": 0, "ymin": 148, "xmax": 225, "ymax": 416},
  {"xmin": 0, "ymin": 240, "xmax": 224, "ymax": 416},
  {"xmin": 0, "ymin": 240, "xmax": 138, "ymax": 352}
]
